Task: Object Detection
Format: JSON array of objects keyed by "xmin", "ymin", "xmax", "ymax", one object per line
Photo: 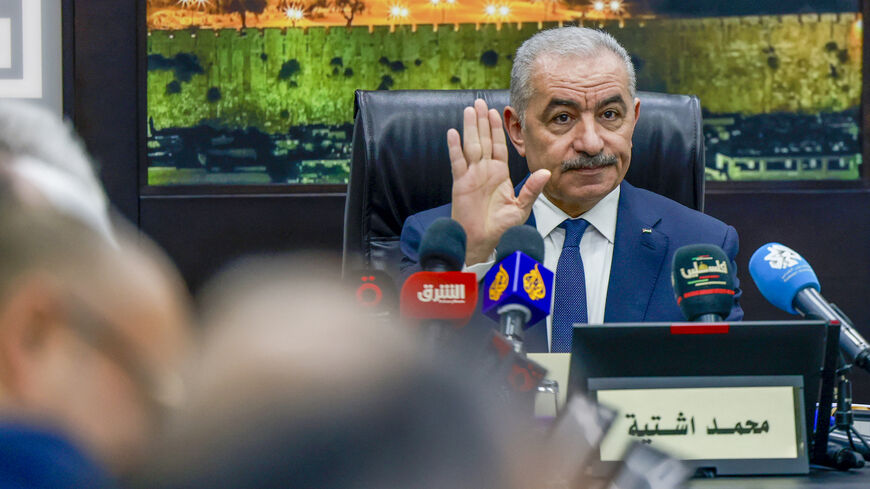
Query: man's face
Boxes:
[{"xmin": 506, "ymin": 51, "xmax": 640, "ymax": 216}]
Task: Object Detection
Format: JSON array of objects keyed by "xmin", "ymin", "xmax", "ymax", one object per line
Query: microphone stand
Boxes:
[
  {"xmin": 828, "ymin": 361, "xmax": 870, "ymax": 458},
  {"xmin": 808, "ymin": 305, "xmax": 870, "ymax": 468},
  {"xmin": 496, "ymin": 306, "xmax": 560, "ymax": 417},
  {"xmin": 498, "ymin": 304, "xmax": 528, "ymax": 355}
]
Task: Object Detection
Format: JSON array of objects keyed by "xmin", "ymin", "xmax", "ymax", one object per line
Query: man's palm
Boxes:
[{"xmin": 449, "ymin": 100, "xmax": 549, "ymax": 265}]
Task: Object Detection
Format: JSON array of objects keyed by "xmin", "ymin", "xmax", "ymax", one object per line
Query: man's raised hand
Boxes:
[{"xmin": 448, "ymin": 99, "xmax": 550, "ymax": 265}]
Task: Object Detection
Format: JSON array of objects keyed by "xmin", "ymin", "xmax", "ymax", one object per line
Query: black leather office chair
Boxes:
[{"xmin": 342, "ymin": 89, "xmax": 704, "ymax": 279}]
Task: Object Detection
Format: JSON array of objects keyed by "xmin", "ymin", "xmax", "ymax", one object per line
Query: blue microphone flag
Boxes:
[
  {"xmin": 482, "ymin": 251, "xmax": 554, "ymax": 327},
  {"xmin": 748, "ymin": 242, "xmax": 820, "ymax": 314}
]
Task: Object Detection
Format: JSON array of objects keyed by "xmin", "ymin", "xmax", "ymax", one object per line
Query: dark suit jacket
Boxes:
[
  {"xmin": 399, "ymin": 180, "xmax": 744, "ymax": 353},
  {"xmin": 0, "ymin": 422, "xmax": 116, "ymax": 489}
]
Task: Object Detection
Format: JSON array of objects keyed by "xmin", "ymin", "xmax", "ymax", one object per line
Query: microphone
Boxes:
[
  {"xmin": 494, "ymin": 224, "xmax": 545, "ymax": 265},
  {"xmin": 670, "ymin": 244, "xmax": 736, "ymax": 322},
  {"xmin": 419, "ymin": 217, "xmax": 466, "ymax": 272},
  {"xmin": 400, "ymin": 218, "xmax": 478, "ymax": 329},
  {"xmin": 482, "ymin": 225, "xmax": 553, "ymax": 353},
  {"xmin": 749, "ymin": 243, "xmax": 870, "ymax": 370},
  {"xmin": 400, "ymin": 271, "xmax": 478, "ymax": 327},
  {"xmin": 544, "ymin": 394, "xmax": 618, "ymax": 488},
  {"xmin": 486, "ymin": 331, "xmax": 547, "ymax": 393},
  {"xmin": 345, "ymin": 270, "xmax": 397, "ymax": 320},
  {"xmin": 468, "ymin": 323, "xmax": 548, "ymax": 416}
]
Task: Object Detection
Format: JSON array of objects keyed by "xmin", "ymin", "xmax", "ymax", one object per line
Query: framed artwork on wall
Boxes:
[
  {"xmin": 143, "ymin": 0, "xmax": 863, "ymax": 189},
  {"xmin": 0, "ymin": 0, "xmax": 63, "ymax": 115}
]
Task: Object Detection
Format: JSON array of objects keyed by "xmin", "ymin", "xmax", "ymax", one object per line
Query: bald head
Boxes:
[
  {"xmin": 0, "ymin": 205, "xmax": 190, "ymax": 474},
  {"xmin": 191, "ymin": 256, "xmax": 415, "ymax": 415}
]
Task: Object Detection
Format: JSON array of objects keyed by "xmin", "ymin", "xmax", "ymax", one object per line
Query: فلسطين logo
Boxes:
[
  {"xmin": 764, "ymin": 244, "xmax": 801, "ymax": 270},
  {"xmin": 523, "ymin": 263, "xmax": 547, "ymax": 301},
  {"xmin": 489, "ymin": 263, "xmax": 509, "ymax": 301},
  {"xmin": 679, "ymin": 260, "xmax": 728, "ymax": 279}
]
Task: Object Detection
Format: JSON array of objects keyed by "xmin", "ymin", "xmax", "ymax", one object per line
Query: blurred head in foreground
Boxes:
[
  {"xmin": 0, "ymin": 100, "xmax": 114, "ymax": 242},
  {"xmin": 137, "ymin": 257, "xmax": 518, "ymax": 489},
  {"xmin": 0, "ymin": 204, "xmax": 190, "ymax": 477}
]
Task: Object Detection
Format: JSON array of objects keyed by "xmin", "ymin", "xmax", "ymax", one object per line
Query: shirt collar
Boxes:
[{"xmin": 532, "ymin": 185, "xmax": 620, "ymax": 244}]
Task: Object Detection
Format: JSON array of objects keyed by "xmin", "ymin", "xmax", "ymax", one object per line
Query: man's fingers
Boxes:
[
  {"xmin": 489, "ymin": 108, "xmax": 508, "ymax": 164},
  {"xmin": 516, "ymin": 169, "xmax": 551, "ymax": 209},
  {"xmin": 447, "ymin": 129, "xmax": 467, "ymax": 179},
  {"xmin": 462, "ymin": 106, "xmax": 482, "ymax": 164},
  {"xmin": 475, "ymin": 99, "xmax": 493, "ymax": 161}
]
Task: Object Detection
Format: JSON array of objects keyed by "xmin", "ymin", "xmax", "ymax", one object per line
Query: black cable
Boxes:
[{"xmin": 852, "ymin": 428, "xmax": 870, "ymax": 454}]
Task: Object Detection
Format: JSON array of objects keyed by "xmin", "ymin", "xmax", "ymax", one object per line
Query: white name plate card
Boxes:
[{"xmin": 591, "ymin": 376, "xmax": 805, "ymax": 463}]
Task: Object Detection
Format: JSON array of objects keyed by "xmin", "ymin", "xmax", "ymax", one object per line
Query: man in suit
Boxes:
[{"xmin": 400, "ymin": 27, "xmax": 742, "ymax": 353}]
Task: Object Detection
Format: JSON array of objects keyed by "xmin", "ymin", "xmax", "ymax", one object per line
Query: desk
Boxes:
[{"xmin": 688, "ymin": 467, "xmax": 870, "ymax": 488}]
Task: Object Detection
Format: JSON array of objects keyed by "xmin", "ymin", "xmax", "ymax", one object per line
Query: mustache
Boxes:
[{"xmin": 561, "ymin": 153, "xmax": 618, "ymax": 171}]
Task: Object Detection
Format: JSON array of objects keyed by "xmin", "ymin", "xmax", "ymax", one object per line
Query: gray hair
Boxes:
[
  {"xmin": 0, "ymin": 100, "xmax": 114, "ymax": 242},
  {"xmin": 510, "ymin": 27, "xmax": 636, "ymax": 126}
]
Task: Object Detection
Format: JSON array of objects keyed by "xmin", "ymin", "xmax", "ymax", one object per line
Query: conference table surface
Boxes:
[{"xmin": 687, "ymin": 466, "xmax": 870, "ymax": 488}]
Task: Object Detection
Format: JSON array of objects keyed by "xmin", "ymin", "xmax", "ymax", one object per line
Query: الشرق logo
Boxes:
[
  {"xmin": 416, "ymin": 283, "xmax": 466, "ymax": 304},
  {"xmin": 763, "ymin": 244, "xmax": 801, "ymax": 270}
]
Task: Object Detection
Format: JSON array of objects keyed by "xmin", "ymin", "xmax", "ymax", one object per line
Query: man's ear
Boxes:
[
  {"xmin": 629, "ymin": 97, "xmax": 641, "ymax": 149},
  {"xmin": 0, "ymin": 276, "xmax": 64, "ymax": 400},
  {"xmin": 503, "ymin": 106, "xmax": 526, "ymax": 157}
]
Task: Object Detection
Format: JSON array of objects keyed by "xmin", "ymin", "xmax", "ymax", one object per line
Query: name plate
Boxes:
[{"xmin": 590, "ymin": 376, "xmax": 806, "ymax": 463}]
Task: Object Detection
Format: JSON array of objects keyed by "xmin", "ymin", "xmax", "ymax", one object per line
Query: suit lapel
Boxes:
[{"xmin": 604, "ymin": 182, "xmax": 669, "ymax": 322}]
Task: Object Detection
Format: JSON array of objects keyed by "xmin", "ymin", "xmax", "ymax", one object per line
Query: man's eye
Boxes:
[
  {"xmin": 602, "ymin": 109, "xmax": 619, "ymax": 120},
  {"xmin": 553, "ymin": 113, "xmax": 571, "ymax": 123}
]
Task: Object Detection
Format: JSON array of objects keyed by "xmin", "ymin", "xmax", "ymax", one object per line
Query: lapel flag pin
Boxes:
[{"xmin": 642, "ymin": 228, "xmax": 652, "ymax": 234}]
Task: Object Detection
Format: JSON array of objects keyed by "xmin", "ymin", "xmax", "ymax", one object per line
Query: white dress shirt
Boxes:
[{"xmin": 467, "ymin": 186, "xmax": 620, "ymax": 352}]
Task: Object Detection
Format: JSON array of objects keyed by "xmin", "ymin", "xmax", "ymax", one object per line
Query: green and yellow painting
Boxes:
[{"xmin": 146, "ymin": 0, "xmax": 863, "ymax": 185}]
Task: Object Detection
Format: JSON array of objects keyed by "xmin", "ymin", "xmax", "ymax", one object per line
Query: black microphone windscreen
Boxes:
[
  {"xmin": 419, "ymin": 218, "xmax": 467, "ymax": 271},
  {"xmin": 495, "ymin": 225, "xmax": 545, "ymax": 264},
  {"xmin": 671, "ymin": 244, "xmax": 735, "ymax": 321}
]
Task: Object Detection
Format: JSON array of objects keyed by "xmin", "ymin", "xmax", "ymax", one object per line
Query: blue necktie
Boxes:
[{"xmin": 551, "ymin": 218, "xmax": 589, "ymax": 353}]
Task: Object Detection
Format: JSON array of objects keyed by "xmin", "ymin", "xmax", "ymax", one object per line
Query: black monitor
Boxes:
[{"xmin": 567, "ymin": 320, "xmax": 836, "ymax": 476}]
